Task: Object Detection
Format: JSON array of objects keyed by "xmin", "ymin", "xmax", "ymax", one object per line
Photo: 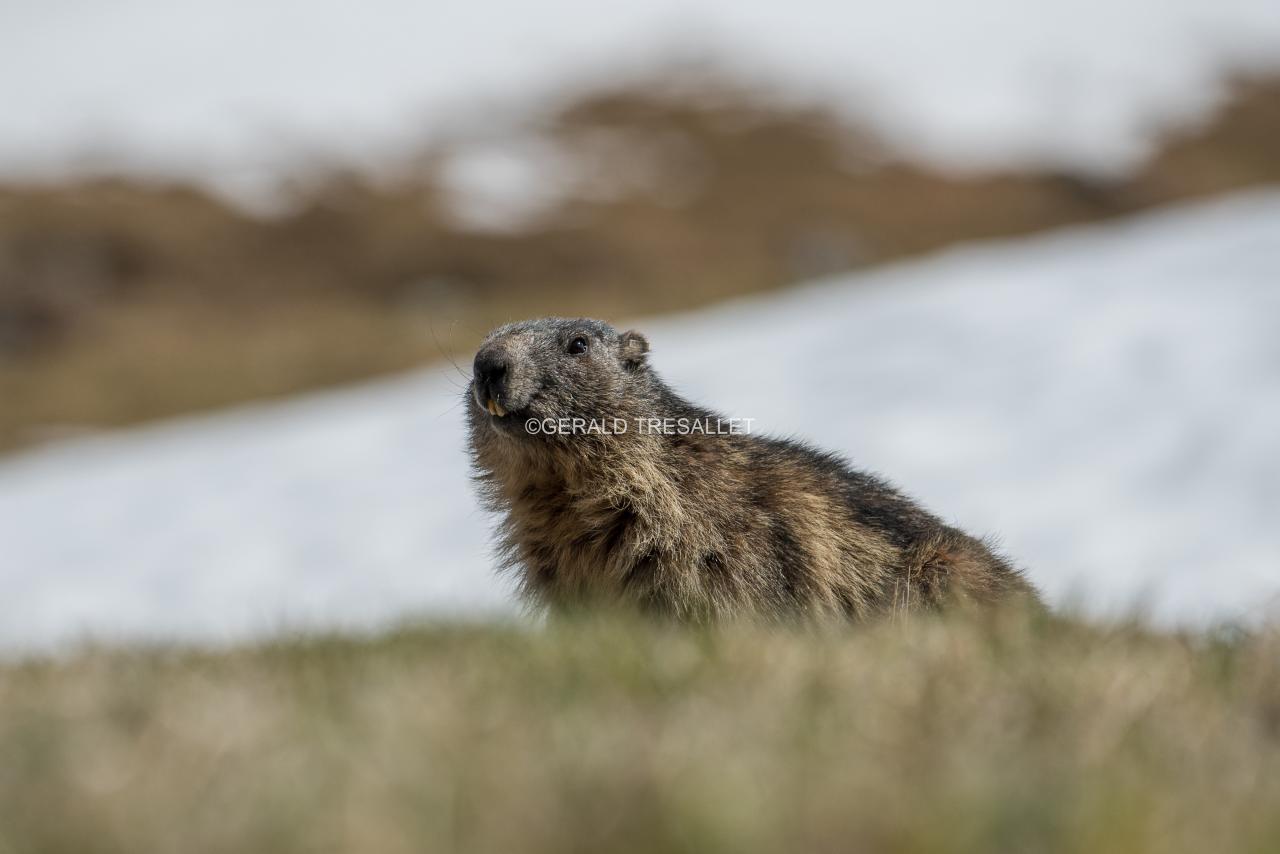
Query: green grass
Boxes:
[{"xmin": 1, "ymin": 610, "xmax": 1278, "ymax": 854}]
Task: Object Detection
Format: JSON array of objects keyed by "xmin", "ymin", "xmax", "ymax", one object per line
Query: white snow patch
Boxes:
[{"xmin": 2, "ymin": 0, "xmax": 1279, "ymax": 204}]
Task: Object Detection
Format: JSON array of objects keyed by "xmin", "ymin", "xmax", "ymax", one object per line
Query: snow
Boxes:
[
  {"xmin": 2, "ymin": 190, "xmax": 1279, "ymax": 651},
  {"xmin": 3, "ymin": 0, "xmax": 1280, "ymax": 203}
]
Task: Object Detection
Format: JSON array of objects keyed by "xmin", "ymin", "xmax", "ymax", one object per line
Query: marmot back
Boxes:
[{"xmin": 467, "ymin": 317, "xmax": 1038, "ymax": 621}]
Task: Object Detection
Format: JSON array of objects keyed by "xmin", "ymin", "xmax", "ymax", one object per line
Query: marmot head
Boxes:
[{"xmin": 468, "ymin": 317, "xmax": 651, "ymax": 438}]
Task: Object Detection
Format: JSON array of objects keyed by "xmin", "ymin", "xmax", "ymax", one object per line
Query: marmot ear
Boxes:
[{"xmin": 620, "ymin": 330, "xmax": 650, "ymax": 368}]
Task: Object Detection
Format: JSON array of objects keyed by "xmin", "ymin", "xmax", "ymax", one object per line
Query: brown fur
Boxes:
[{"xmin": 467, "ymin": 317, "xmax": 1039, "ymax": 622}]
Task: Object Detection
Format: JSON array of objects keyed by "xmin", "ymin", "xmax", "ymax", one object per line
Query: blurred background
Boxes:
[{"xmin": 1, "ymin": 0, "xmax": 1279, "ymax": 649}]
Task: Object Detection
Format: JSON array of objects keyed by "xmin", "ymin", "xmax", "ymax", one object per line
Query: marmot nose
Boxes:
[
  {"xmin": 474, "ymin": 349, "xmax": 508, "ymax": 387},
  {"xmin": 473, "ymin": 348, "xmax": 510, "ymax": 406}
]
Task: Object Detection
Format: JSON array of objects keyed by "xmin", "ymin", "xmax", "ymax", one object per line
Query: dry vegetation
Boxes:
[
  {"xmin": 2, "ymin": 610, "xmax": 1278, "ymax": 853},
  {"xmin": 2, "ymin": 73, "xmax": 1279, "ymax": 451}
]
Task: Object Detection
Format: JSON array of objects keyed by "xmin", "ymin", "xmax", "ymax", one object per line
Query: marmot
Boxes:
[{"xmin": 467, "ymin": 317, "xmax": 1038, "ymax": 621}]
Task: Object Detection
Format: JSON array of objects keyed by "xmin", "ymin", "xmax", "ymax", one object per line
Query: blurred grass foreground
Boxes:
[
  {"xmin": 2, "ymin": 610, "xmax": 1278, "ymax": 853},
  {"xmin": 2, "ymin": 72, "xmax": 1280, "ymax": 451}
]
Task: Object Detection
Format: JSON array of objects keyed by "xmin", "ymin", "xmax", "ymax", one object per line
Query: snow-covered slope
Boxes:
[{"xmin": 2, "ymin": 190, "xmax": 1279, "ymax": 651}]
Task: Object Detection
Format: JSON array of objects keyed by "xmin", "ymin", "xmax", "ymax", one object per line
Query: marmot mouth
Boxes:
[
  {"xmin": 473, "ymin": 387, "xmax": 541, "ymax": 429},
  {"xmin": 474, "ymin": 391, "xmax": 523, "ymax": 419},
  {"xmin": 476, "ymin": 395, "xmax": 532, "ymax": 426}
]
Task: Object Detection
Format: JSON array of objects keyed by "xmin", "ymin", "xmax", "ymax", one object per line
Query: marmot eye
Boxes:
[{"xmin": 567, "ymin": 336, "xmax": 589, "ymax": 355}]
